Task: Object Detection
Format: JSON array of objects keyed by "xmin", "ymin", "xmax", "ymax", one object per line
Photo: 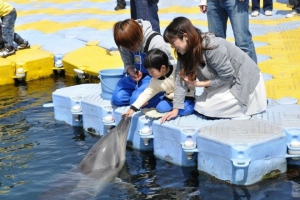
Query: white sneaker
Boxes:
[
  {"xmin": 251, "ymin": 11, "xmax": 260, "ymax": 17},
  {"xmin": 264, "ymin": 10, "xmax": 272, "ymax": 16},
  {"xmin": 0, "ymin": 47, "xmax": 15, "ymax": 58},
  {"xmin": 286, "ymin": 11, "xmax": 298, "ymax": 18}
]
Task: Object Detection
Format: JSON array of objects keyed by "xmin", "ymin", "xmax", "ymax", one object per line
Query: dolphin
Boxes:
[
  {"xmin": 38, "ymin": 116, "xmax": 132, "ymax": 199},
  {"xmin": 77, "ymin": 116, "xmax": 131, "ymax": 179}
]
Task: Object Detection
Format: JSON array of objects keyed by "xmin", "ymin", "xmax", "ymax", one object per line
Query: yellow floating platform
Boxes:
[
  {"xmin": 0, "ymin": 45, "xmax": 54, "ymax": 85},
  {"xmin": 0, "ymin": 59, "xmax": 15, "ymax": 85},
  {"xmin": 0, "ymin": 0, "xmax": 299, "ymax": 105},
  {"xmin": 62, "ymin": 41, "xmax": 123, "ymax": 77}
]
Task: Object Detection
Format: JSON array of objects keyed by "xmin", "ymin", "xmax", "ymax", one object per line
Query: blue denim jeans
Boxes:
[
  {"xmin": 156, "ymin": 98, "xmax": 195, "ymax": 116},
  {"xmin": 207, "ymin": 0, "xmax": 257, "ymax": 63},
  {"xmin": 0, "ymin": 26, "xmax": 3, "ymax": 48},
  {"xmin": 251, "ymin": 0, "xmax": 273, "ymax": 12},
  {"xmin": 111, "ymin": 75, "xmax": 162, "ymax": 107},
  {"xmin": 1, "ymin": 8, "xmax": 15, "ymax": 47},
  {"xmin": 0, "ymin": 8, "xmax": 25, "ymax": 48},
  {"xmin": 130, "ymin": 0, "xmax": 160, "ymax": 33}
]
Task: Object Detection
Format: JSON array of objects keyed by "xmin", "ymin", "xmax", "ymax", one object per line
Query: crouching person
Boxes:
[
  {"xmin": 111, "ymin": 19, "xmax": 174, "ymax": 108},
  {"xmin": 122, "ymin": 48, "xmax": 195, "ymax": 119},
  {"xmin": 0, "ymin": 0, "xmax": 30, "ymax": 57}
]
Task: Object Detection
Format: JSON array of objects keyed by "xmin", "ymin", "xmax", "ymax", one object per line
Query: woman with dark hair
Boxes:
[
  {"xmin": 111, "ymin": 19, "xmax": 174, "ymax": 107},
  {"xmin": 161, "ymin": 16, "xmax": 267, "ymax": 122}
]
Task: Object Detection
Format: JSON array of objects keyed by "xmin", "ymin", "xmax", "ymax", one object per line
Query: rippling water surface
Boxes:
[{"xmin": 1, "ymin": 77, "xmax": 300, "ymax": 200}]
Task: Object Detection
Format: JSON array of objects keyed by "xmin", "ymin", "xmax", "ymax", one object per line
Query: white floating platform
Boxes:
[
  {"xmin": 52, "ymin": 84, "xmax": 101, "ymax": 126},
  {"xmin": 197, "ymin": 119, "xmax": 286, "ymax": 185},
  {"xmin": 52, "ymin": 84, "xmax": 300, "ymax": 185}
]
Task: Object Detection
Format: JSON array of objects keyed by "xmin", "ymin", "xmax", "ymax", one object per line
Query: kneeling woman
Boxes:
[
  {"xmin": 161, "ymin": 17, "xmax": 267, "ymax": 122},
  {"xmin": 111, "ymin": 19, "xmax": 174, "ymax": 108}
]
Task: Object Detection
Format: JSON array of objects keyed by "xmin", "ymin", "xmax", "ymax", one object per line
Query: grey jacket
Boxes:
[
  {"xmin": 173, "ymin": 33, "xmax": 260, "ymax": 109},
  {"xmin": 119, "ymin": 19, "xmax": 174, "ymax": 72}
]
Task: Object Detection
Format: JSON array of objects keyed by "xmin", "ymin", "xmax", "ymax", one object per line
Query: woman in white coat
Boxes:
[{"xmin": 161, "ymin": 17, "xmax": 267, "ymax": 122}]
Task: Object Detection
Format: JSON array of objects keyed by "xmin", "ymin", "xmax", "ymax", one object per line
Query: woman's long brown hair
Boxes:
[
  {"xmin": 113, "ymin": 19, "xmax": 143, "ymax": 50},
  {"xmin": 163, "ymin": 17, "xmax": 213, "ymax": 80}
]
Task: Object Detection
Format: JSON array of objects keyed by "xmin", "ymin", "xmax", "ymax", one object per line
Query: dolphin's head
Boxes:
[{"xmin": 77, "ymin": 116, "xmax": 131, "ymax": 180}]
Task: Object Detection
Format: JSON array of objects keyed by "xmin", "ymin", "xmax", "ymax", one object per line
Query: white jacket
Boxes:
[{"xmin": 132, "ymin": 65, "xmax": 194, "ymax": 109}]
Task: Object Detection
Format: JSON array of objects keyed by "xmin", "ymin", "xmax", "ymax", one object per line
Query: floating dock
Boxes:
[{"xmin": 52, "ymin": 82, "xmax": 300, "ymax": 185}]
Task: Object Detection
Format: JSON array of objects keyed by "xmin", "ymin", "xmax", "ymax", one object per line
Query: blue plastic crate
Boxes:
[{"xmin": 197, "ymin": 119, "xmax": 287, "ymax": 185}]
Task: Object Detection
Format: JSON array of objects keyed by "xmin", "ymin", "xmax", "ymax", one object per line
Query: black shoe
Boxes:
[
  {"xmin": 114, "ymin": 3, "xmax": 126, "ymax": 11},
  {"xmin": 17, "ymin": 41, "xmax": 30, "ymax": 50}
]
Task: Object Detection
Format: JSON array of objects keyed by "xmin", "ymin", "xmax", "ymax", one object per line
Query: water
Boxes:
[{"xmin": 1, "ymin": 77, "xmax": 300, "ymax": 200}]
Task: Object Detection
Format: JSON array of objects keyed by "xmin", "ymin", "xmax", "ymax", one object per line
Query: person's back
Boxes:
[
  {"xmin": 203, "ymin": 33, "xmax": 257, "ymax": 69},
  {"xmin": 201, "ymin": 33, "xmax": 260, "ymax": 106}
]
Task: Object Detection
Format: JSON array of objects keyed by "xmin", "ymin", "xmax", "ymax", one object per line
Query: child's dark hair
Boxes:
[{"xmin": 144, "ymin": 48, "xmax": 169, "ymax": 70}]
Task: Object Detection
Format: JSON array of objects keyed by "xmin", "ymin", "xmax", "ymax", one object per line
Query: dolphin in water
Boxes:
[
  {"xmin": 39, "ymin": 116, "xmax": 132, "ymax": 199},
  {"xmin": 77, "ymin": 116, "xmax": 131, "ymax": 179}
]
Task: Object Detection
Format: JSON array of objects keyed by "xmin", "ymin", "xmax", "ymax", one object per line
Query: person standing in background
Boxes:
[
  {"xmin": 250, "ymin": 0, "xmax": 273, "ymax": 17},
  {"xmin": 199, "ymin": 0, "xmax": 258, "ymax": 63},
  {"xmin": 130, "ymin": 0, "xmax": 160, "ymax": 33}
]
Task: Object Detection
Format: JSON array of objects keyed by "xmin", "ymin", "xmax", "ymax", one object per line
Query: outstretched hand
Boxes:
[
  {"xmin": 122, "ymin": 109, "xmax": 134, "ymax": 117},
  {"xmin": 131, "ymin": 70, "xmax": 143, "ymax": 82},
  {"xmin": 161, "ymin": 109, "xmax": 179, "ymax": 123}
]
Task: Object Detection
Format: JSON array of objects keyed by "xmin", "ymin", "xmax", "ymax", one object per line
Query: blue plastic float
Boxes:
[{"xmin": 51, "ymin": 71, "xmax": 300, "ymax": 186}]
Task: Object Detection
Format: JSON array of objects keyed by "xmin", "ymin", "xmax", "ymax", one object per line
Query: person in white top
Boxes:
[{"xmin": 123, "ymin": 48, "xmax": 195, "ymax": 119}]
